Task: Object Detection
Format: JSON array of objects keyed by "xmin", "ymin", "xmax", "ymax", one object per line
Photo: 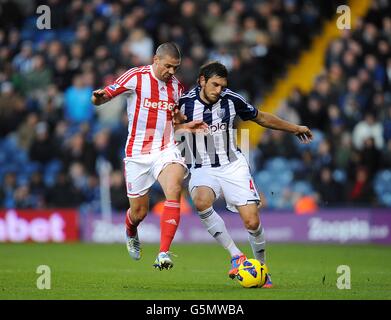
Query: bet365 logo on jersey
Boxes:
[{"xmin": 143, "ymin": 98, "xmax": 176, "ymax": 111}]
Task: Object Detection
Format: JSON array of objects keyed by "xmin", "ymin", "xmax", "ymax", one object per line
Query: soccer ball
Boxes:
[{"xmin": 235, "ymin": 259, "xmax": 268, "ymax": 288}]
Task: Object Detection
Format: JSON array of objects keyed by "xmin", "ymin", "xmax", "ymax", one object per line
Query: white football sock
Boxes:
[
  {"xmin": 248, "ymin": 224, "xmax": 266, "ymax": 264},
  {"xmin": 198, "ymin": 207, "xmax": 242, "ymax": 257}
]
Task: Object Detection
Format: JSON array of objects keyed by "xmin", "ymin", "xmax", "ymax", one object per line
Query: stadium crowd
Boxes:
[
  {"xmin": 0, "ymin": 0, "xmax": 390, "ymax": 213},
  {"xmin": 254, "ymin": 0, "xmax": 391, "ymax": 210}
]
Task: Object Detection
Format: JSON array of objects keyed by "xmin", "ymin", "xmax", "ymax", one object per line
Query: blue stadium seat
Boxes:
[
  {"xmin": 333, "ymin": 169, "xmax": 347, "ymax": 184},
  {"xmin": 254, "ymin": 171, "xmax": 273, "ymax": 187},
  {"xmin": 2, "ymin": 135, "xmax": 19, "ymax": 156},
  {"xmin": 42, "ymin": 160, "xmax": 62, "ymax": 187},
  {"xmin": 63, "ymin": 124, "xmax": 85, "ymax": 141},
  {"xmin": 57, "ymin": 29, "xmax": 75, "ymax": 44},
  {"xmin": 0, "ymin": 149, "xmax": 6, "ymax": 165},
  {"xmin": 265, "ymin": 157, "xmax": 290, "ymax": 171},
  {"xmin": 44, "ymin": 172, "xmax": 56, "ymax": 187},
  {"xmin": 3, "ymin": 194, "xmax": 15, "ymax": 209},
  {"xmin": 262, "ymin": 182, "xmax": 282, "ymax": 209},
  {"xmin": 0, "ymin": 168, "xmax": 6, "ymax": 184},
  {"xmin": 45, "ymin": 159, "xmax": 62, "ymax": 174},
  {"xmin": 17, "ymin": 174, "xmax": 29, "ymax": 186},
  {"xmin": 13, "ymin": 149, "xmax": 29, "ymax": 166},
  {"xmin": 23, "ymin": 162, "xmax": 43, "ymax": 176},
  {"xmin": 35, "ymin": 30, "xmax": 56, "ymax": 43},
  {"xmin": 292, "ymin": 181, "xmax": 314, "ymax": 195},
  {"xmin": 374, "ymin": 170, "xmax": 391, "ymax": 206},
  {"xmin": 374, "ymin": 170, "xmax": 391, "ymax": 192},
  {"xmin": 20, "ymin": 29, "xmax": 34, "ymax": 41},
  {"xmin": 271, "ymin": 169, "xmax": 293, "ymax": 186},
  {"xmin": 22, "ymin": 17, "xmax": 36, "ymax": 29},
  {"xmin": 2, "ymin": 163, "xmax": 19, "ymax": 173},
  {"xmin": 288, "ymin": 158, "xmax": 305, "ymax": 172},
  {"xmin": 92, "ymin": 122, "xmax": 104, "ymax": 136},
  {"xmin": 20, "ymin": 17, "xmax": 36, "ymax": 41},
  {"xmin": 380, "ymin": 193, "xmax": 391, "ymax": 207}
]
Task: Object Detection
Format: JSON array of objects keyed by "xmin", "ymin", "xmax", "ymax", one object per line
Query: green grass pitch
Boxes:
[{"xmin": 1, "ymin": 243, "xmax": 390, "ymax": 300}]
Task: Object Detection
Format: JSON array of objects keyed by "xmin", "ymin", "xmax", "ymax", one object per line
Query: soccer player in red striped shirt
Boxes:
[{"xmin": 92, "ymin": 42, "xmax": 206, "ymax": 270}]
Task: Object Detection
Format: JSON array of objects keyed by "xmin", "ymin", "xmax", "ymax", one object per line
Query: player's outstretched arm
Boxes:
[
  {"xmin": 91, "ymin": 89, "xmax": 111, "ymax": 106},
  {"xmin": 251, "ymin": 111, "xmax": 313, "ymax": 144}
]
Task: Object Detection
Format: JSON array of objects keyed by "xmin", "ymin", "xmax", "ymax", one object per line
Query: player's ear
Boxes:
[
  {"xmin": 199, "ymin": 75, "xmax": 206, "ymax": 87},
  {"xmin": 153, "ymin": 55, "xmax": 159, "ymax": 65}
]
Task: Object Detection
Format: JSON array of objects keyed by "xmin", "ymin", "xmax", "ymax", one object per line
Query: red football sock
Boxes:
[
  {"xmin": 160, "ymin": 200, "xmax": 181, "ymax": 252},
  {"xmin": 125, "ymin": 209, "xmax": 138, "ymax": 237}
]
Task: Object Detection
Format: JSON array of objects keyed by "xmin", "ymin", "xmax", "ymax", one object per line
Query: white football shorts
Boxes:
[
  {"xmin": 124, "ymin": 145, "xmax": 188, "ymax": 198},
  {"xmin": 188, "ymin": 153, "xmax": 261, "ymax": 212}
]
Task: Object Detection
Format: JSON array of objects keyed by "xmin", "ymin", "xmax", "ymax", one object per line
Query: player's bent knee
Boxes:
[
  {"xmin": 164, "ymin": 183, "xmax": 182, "ymax": 199},
  {"xmin": 193, "ymin": 198, "xmax": 213, "ymax": 212},
  {"xmin": 243, "ymin": 219, "xmax": 260, "ymax": 231},
  {"xmin": 130, "ymin": 206, "xmax": 148, "ymax": 223}
]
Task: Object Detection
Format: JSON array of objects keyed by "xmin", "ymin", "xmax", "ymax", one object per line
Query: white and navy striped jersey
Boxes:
[{"xmin": 178, "ymin": 86, "xmax": 258, "ymax": 168}]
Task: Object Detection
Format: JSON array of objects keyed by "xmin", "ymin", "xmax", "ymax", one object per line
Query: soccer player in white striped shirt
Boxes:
[{"xmin": 178, "ymin": 62, "xmax": 313, "ymax": 287}]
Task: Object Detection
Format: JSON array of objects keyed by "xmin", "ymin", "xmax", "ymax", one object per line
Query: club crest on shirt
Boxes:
[{"xmin": 217, "ymin": 108, "xmax": 226, "ymax": 119}]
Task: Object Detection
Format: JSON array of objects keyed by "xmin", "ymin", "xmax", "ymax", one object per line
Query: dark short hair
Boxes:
[
  {"xmin": 198, "ymin": 61, "xmax": 228, "ymax": 83},
  {"xmin": 156, "ymin": 42, "xmax": 181, "ymax": 59}
]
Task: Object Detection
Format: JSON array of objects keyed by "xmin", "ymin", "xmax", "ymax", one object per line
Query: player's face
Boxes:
[
  {"xmin": 153, "ymin": 55, "xmax": 181, "ymax": 82},
  {"xmin": 200, "ymin": 75, "xmax": 227, "ymax": 104}
]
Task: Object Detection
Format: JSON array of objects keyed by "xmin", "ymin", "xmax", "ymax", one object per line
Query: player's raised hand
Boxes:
[
  {"xmin": 174, "ymin": 120, "xmax": 208, "ymax": 134},
  {"xmin": 172, "ymin": 108, "xmax": 187, "ymax": 124},
  {"xmin": 91, "ymin": 89, "xmax": 110, "ymax": 105},
  {"xmin": 295, "ymin": 126, "xmax": 313, "ymax": 144},
  {"xmin": 93, "ymin": 89, "xmax": 106, "ymax": 97},
  {"xmin": 185, "ymin": 120, "xmax": 208, "ymax": 133}
]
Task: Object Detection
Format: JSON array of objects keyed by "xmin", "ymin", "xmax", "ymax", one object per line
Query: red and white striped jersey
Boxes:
[{"xmin": 104, "ymin": 65, "xmax": 184, "ymax": 157}]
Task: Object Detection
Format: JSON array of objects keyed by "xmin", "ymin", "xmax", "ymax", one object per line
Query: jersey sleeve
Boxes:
[
  {"xmin": 178, "ymin": 95, "xmax": 189, "ymax": 122},
  {"xmin": 229, "ymin": 91, "xmax": 258, "ymax": 121},
  {"xmin": 172, "ymin": 81, "xmax": 184, "ymax": 112},
  {"xmin": 103, "ymin": 68, "xmax": 138, "ymax": 98},
  {"xmin": 177, "ymin": 83, "xmax": 184, "ymax": 102},
  {"xmin": 178, "ymin": 96, "xmax": 185, "ymax": 112}
]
